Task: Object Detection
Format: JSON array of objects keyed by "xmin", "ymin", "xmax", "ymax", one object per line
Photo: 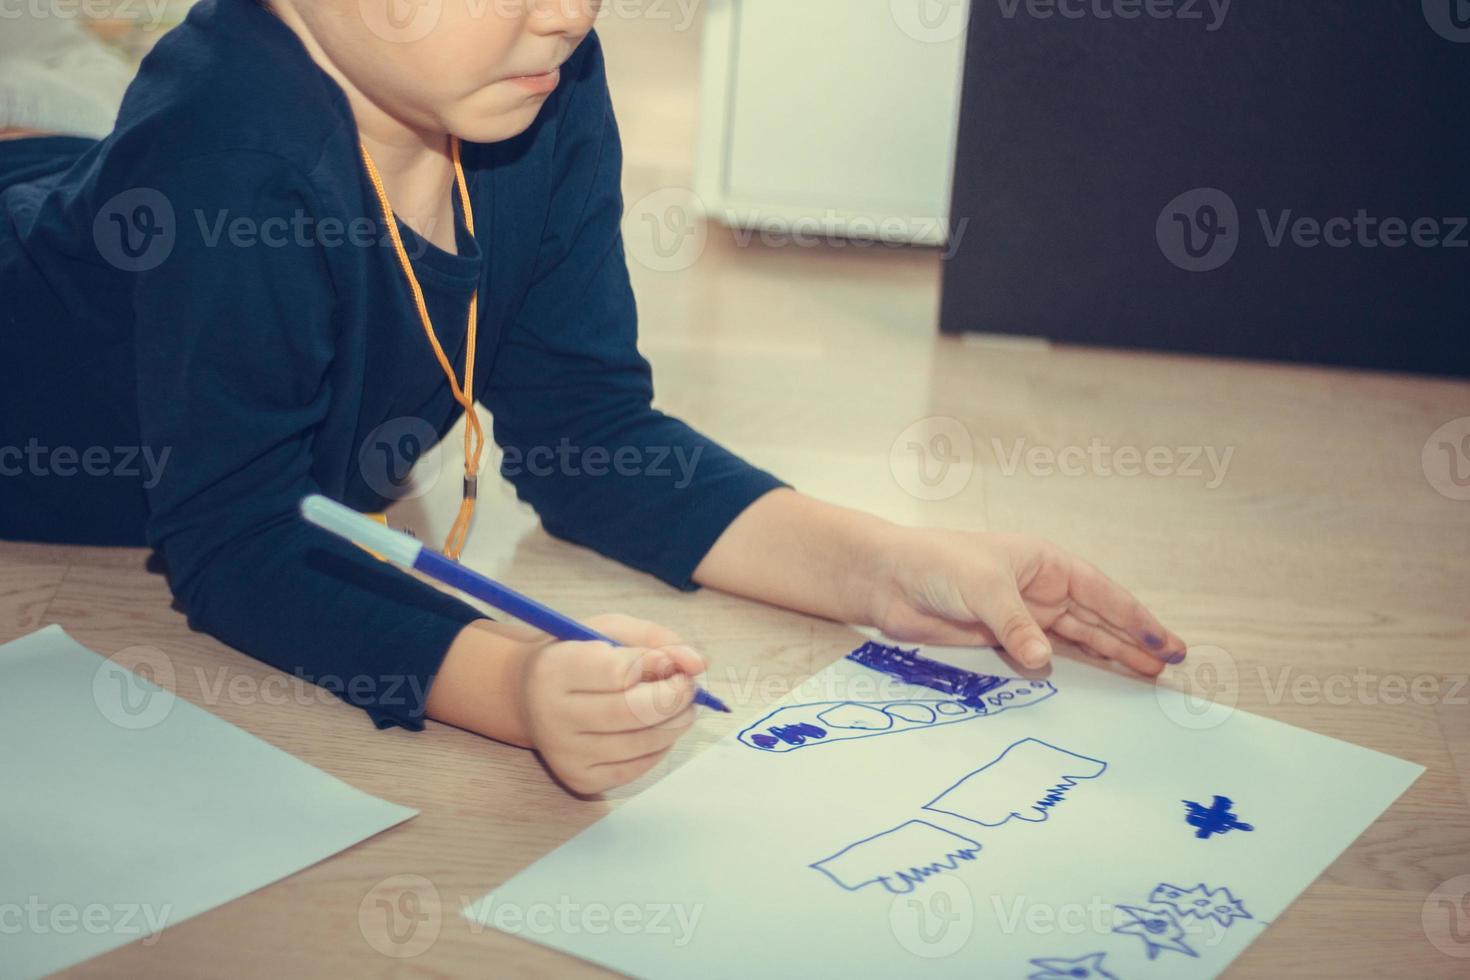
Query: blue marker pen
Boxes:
[{"xmin": 299, "ymin": 494, "xmax": 729, "ymax": 712}]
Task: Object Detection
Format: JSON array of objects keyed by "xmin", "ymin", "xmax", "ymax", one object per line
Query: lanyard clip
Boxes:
[{"xmin": 463, "ymin": 474, "xmax": 478, "ymax": 501}]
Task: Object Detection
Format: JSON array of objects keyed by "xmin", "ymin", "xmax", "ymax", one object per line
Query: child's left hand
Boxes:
[{"xmin": 862, "ymin": 528, "xmax": 1187, "ymax": 676}]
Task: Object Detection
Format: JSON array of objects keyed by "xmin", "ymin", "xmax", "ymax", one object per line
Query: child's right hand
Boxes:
[{"xmin": 520, "ymin": 614, "xmax": 707, "ymax": 796}]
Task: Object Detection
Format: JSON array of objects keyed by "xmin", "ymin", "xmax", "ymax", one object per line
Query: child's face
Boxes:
[{"xmin": 278, "ymin": 0, "xmax": 600, "ymax": 144}]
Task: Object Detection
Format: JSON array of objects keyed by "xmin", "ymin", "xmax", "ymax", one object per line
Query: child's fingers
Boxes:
[
  {"xmin": 1063, "ymin": 616, "xmax": 1161, "ymax": 677},
  {"xmin": 559, "ymin": 644, "xmax": 707, "ymax": 694},
  {"xmin": 1068, "ymin": 605, "xmax": 1169, "ymax": 662},
  {"xmin": 553, "ymin": 704, "xmax": 695, "ymax": 794},
  {"xmin": 584, "ymin": 612, "xmax": 684, "ymax": 651},
  {"xmin": 1068, "ymin": 558, "xmax": 1185, "ymax": 658},
  {"xmin": 621, "ymin": 673, "xmax": 696, "ymax": 727},
  {"xmin": 961, "ymin": 575, "xmax": 1052, "ymax": 669},
  {"xmin": 585, "ymin": 706, "xmax": 696, "ymax": 759},
  {"xmin": 559, "ymin": 642, "xmax": 652, "ymax": 692},
  {"xmin": 581, "ymin": 747, "xmax": 673, "ymax": 794},
  {"xmin": 575, "ymin": 673, "xmax": 695, "ymax": 731},
  {"xmin": 633, "ymin": 646, "xmax": 704, "ymax": 683},
  {"xmin": 1053, "ymin": 612, "xmax": 1164, "ymax": 677},
  {"xmin": 658, "ymin": 644, "xmax": 708, "ymax": 679}
]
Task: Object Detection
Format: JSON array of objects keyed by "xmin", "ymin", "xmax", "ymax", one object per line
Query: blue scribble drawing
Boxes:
[
  {"xmin": 1149, "ymin": 882, "xmax": 1253, "ymax": 928},
  {"xmin": 921, "ymin": 738, "xmax": 1108, "ymax": 827},
  {"xmin": 848, "ymin": 640, "xmax": 1046, "ymax": 708},
  {"xmin": 809, "ymin": 820, "xmax": 981, "ymax": 896},
  {"xmin": 1183, "ymin": 795, "xmax": 1254, "ymax": 839},
  {"xmin": 737, "ymin": 681, "xmax": 1056, "ymax": 752},
  {"xmin": 1026, "ymin": 951, "xmax": 1120, "ymax": 980},
  {"xmin": 1112, "ymin": 904, "xmax": 1198, "ymax": 959},
  {"xmin": 747, "ymin": 722, "xmax": 826, "ymax": 749}
]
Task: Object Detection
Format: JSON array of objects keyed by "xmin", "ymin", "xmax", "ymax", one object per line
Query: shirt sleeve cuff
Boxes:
[
  {"xmin": 355, "ymin": 599, "xmax": 488, "ymax": 730},
  {"xmin": 655, "ymin": 471, "xmax": 791, "ymax": 592}
]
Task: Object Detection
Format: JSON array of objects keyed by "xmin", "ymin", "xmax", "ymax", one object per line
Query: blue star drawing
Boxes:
[
  {"xmin": 1112, "ymin": 904, "xmax": 1198, "ymax": 959},
  {"xmin": 1027, "ymin": 951, "xmax": 1120, "ymax": 979},
  {"xmin": 1150, "ymin": 882, "xmax": 1253, "ymax": 928},
  {"xmin": 1183, "ymin": 794, "xmax": 1254, "ymax": 839}
]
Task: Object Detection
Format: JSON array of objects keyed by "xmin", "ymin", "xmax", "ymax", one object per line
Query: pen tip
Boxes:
[{"xmin": 700, "ymin": 691, "xmax": 731, "ymax": 713}]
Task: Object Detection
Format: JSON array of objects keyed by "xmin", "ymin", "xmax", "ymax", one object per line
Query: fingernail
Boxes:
[
  {"xmin": 1166, "ymin": 650, "xmax": 1187, "ymax": 664},
  {"xmin": 664, "ymin": 645, "xmax": 705, "ymax": 669},
  {"xmin": 1022, "ymin": 640, "xmax": 1051, "ymax": 668},
  {"xmin": 1143, "ymin": 632, "xmax": 1165, "ymax": 650}
]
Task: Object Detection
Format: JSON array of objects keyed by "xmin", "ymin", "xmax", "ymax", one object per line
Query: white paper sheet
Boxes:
[
  {"xmin": 0, "ymin": 626, "xmax": 416, "ymax": 980},
  {"xmin": 465, "ymin": 639, "xmax": 1424, "ymax": 979}
]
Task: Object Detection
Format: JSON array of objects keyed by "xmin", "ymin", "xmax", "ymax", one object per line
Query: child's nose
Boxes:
[{"xmin": 527, "ymin": 0, "xmax": 600, "ymax": 37}]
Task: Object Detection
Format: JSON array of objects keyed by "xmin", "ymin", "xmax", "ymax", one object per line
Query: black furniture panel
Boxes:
[{"xmin": 939, "ymin": 3, "xmax": 1470, "ymax": 376}]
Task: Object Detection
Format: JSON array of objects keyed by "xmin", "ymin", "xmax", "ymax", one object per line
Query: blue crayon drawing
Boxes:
[
  {"xmin": 1026, "ymin": 951, "xmax": 1120, "ymax": 980},
  {"xmin": 1111, "ymin": 904, "xmax": 1198, "ymax": 959},
  {"xmin": 737, "ymin": 680, "xmax": 1057, "ymax": 753},
  {"xmin": 748, "ymin": 722, "xmax": 826, "ymax": 749},
  {"xmin": 1149, "ymin": 882, "xmax": 1253, "ymax": 928},
  {"xmin": 809, "ymin": 820, "xmax": 981, "ymax": 895},
  {"xmin": 922, "ymin": 738, "xmax": 1108, "ymax": 827},
  {"xmin": 1183, "ymin": 795, "xmax": 1254, "ymax": 839},
  {"xmin": 846, "ymin": 641, "xmax": 1011, "ymax": 707}
]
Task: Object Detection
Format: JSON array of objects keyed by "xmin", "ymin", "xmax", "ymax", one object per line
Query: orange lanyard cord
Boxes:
[{"xmin": 360, "ymin": 137, "xmax": 484, "ymax": 559}]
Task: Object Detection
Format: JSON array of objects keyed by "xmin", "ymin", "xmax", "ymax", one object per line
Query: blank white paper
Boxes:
[
  {"xmin": 465, "ymin": 639, "xmax": 1423, "ymax": 979},
  {"xmin": 0, "ymin": 626, "xmax": 416, "ymax": 980}
]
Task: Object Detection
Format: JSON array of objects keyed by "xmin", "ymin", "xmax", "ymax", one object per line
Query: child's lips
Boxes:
[{"xmin": 506, "ymin": 67, "xmax": 560, "ymax": 95}]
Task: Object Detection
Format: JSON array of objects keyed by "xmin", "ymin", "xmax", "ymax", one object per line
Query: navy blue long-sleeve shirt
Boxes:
[{"xmin": 0, "ymin": 0, "xmax": 783, "ymax": 728}]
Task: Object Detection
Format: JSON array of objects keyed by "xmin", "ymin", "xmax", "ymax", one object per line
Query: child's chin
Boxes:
[{"xmin": 454, "ymin": 104, "xmax": 544, "ymax": 145}]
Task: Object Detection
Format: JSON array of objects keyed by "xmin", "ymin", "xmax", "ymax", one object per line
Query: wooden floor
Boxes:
[{"xmin": 7, "ymin": 8, "xmax": 1469, "ymax": 979}]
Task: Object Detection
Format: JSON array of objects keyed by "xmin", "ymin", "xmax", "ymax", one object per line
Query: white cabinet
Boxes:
[{"xmin": 694, "ymin": 0, "xmax": 970, "ymax": 246}]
